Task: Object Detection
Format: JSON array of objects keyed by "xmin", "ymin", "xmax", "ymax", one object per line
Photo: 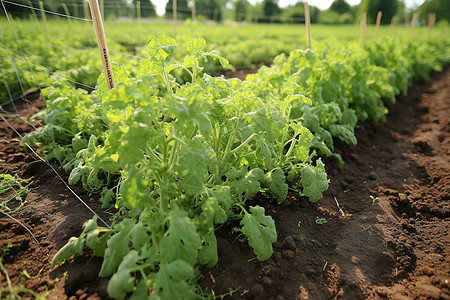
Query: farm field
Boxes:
[
  {"xmin": 1, "ymin": 66, "xmax": 449, "ymax": 299},
  {"xmin": 1, "ymin": 18, "xmax": 450, "ymax": 299},
  {"xmin": 1, "ymin": 18, "xmax": 429, "ymax": 99}
]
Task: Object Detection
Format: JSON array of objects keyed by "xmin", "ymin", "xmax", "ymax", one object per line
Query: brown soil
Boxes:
[{"xmin": 0, "ymin": 67, "xmax": 449, "ymax": 299}]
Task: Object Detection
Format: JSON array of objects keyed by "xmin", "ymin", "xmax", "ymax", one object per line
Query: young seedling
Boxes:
[
  {"xmin": 315, "ymin": 217, "xmax": 327, "ymax": 224},
  {"xmin": 370, "ymin": 195, "xmax": 379, "ymax": 205}
]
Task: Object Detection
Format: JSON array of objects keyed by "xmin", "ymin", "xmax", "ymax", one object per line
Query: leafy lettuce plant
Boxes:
[
  {"xmin": 47, "ymin": 33, "xmax": 323, "ymax": 299},
  {"xmin": 23, "ymin": 32, "xmax": 450, "ymax": 299}
]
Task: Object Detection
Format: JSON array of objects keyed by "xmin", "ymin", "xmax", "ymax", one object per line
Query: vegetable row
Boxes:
[{"xmin": 18, "ymin": 30, "xmax": 450, "ymax": 299}]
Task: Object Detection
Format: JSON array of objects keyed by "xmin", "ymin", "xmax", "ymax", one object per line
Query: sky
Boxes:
[{"xmin": 152, "ymin": 0, "xmax": 426, "ymax": 16}]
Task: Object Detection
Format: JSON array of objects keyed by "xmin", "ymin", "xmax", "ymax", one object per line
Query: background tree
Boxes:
[
  {"xmin": 196, "ymin": 0, "xmax": 223, "ymax": 21},
  {"xmin": 329, "ymin": 0, "xmax": 351, "ymax": 14},
  {"xmin": 261, "ymin": 0, "xmax": 281, "ymax": 22},
  {"xmin": 319, "ymin": 0, "xmax": 353, "ymax": 24},
  {"xmin": 419, "ymin": 0, "xmax": 450, "ymax": 23},
  {"xmin": 246, "ymin": 2, "xmax": 264, "ymax": 22},
  {"xmin": 359, "ymin": 0, "xmax": 399, "ymax": 24},
  {"xmin": 234, "ymin": 0, "xmax": 248, "ymax": 22}
]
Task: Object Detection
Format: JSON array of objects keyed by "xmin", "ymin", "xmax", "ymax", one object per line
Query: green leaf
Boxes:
[
  {"xmin": 341, "ymin": 108, "xmax": 358, "ymax": 128},
  {"xmin": 86, "ymin": 228, "xmax": 111, "ymax": 257},
  {"xmin": 150, "ymin": 260, "xmax": 196, "ymax": 300},
  {"xmin": 292, "ymin": 124, "xmax": 314, "ymax": 162},
  {"xmin": 187, "ymin": 38, "xmax": 207, "ymax": 55},
  {"xmin": 329, "ymin": 124, "xmax": 357, "ymax": 145},
  {"xmin": 130, "ymin": 222, "xmax": 149, "ymax": 251},
  {"xmin": 284, "ymin": 94, "xmax": 312, "ymax": 106},
  {"xmin": 204, "ymin": 186, "xmax": 231, "ymax": 224},
  {"xmin": 300, "ymin": 159, "xmax": 329, "ymax": 202},
  {"xmin": 202, "ymin": 50, "xmax": 229, "ymax": 68},
  {"xmin": 71, "ymin": 133, "xmax": 88, "ymax": 153},
  {"xmin": 258, "ymin": 139, "xmax": 275, "ymax": 170},
  {"xmin": 99, "ymin": 187, "xmax": 115, "ymax": 208},
  {"xmin": 240, "ymin": 206, "xmax": 277, "ymax": 261},
  {"xmin": 83, "ymin": 216, "xmax": 112, "ymax": 257},
  {"xmin": 148, "ymin": 32, "xmax": 176, "ymax": 61},
  {"xmin": 300, "ymin": 106, "xmax": 320, "ymax": 132},
  {"xmin": 68, "ymin": 164, "xmax": 89, "ymax": 185},
  {"xmin": 51, "ymin": 237, "xmax": 85, "ymax": 268},
  {"xmin": 197, "ymin": 229, "xmax": 218, "ymax": 267},
  {"xmin": 177, "ymin": 143, "xmax": 209, "ymax": 196},
  {"xmin": 260, "ymin": 168, "xmax": 288, "ymax": 202},
  {"xmin": 137, "ymin": 59, "xmax": 163, "ymax": 78},
  {"xmin": 160, "ymin": 207, "xmax": 201, "ymax": 265},
  {"xmin": 166, "ymin": 94, "xmax": 213, "ymax": 136},
  {"xmin": 228, "ymin": 168, "xmax": 264, "ymax": 200},
  {"xmin": 119, "ymin": 166, "xmax": 152, "ymax": 209},
  {"xmin": 183, "ymin": 55, "xmax": 195, "ymax": 69},
  {"xmin": 107, "ymin": 251, "xmax": 140, "ymax": 300},
  {"xmin": 99, "ymin": 219, "xmax": 134, "ymax": 277}
]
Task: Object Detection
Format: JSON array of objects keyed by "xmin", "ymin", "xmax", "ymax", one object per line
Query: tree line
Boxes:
[{"xmin": 4, "ymin": 0, "xmax": 449, "ymax": 24}]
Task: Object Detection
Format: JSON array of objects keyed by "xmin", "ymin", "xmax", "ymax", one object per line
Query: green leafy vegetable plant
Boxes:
[{"xmin": 19, "ymin": 30, "xmax": 449, "ymax": 299}]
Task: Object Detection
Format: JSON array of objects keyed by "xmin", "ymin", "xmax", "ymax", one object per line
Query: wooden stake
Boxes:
[
  {"xmin": 192, "ymin": 1, "xmax": 196, "ymax": 21},
  {"xmin": 304, "ymin": 1, "xmax": 311, "ymax": 49},
  {"xmin": 173, "ymin": 0, "xmax": 177, "ymax": 36},
  {"xmin": 100, "ymin": 0, "xmax": 104, "ymax": 21},
  {"xmin": 361, "ymin": 12, "xmax": 367, "ymax": 44},
  {"xmin": 390, "ymin": 15, "xmax": 397, "ymax": 28},
  {"xmin": 428, "ymin": 12, "xmax": 436, "ymax": 32},
  {"xmin": 39, "ymin": 1, "xmax": 50, "ymax": 42},
  {"xmin": 88, "ymin": 0, "xmax": 115, "ymax": 89},
  {"xmin": 375, "ymin": 11, "xmax": 382, "ymax": 40},
  {"xmin": 410, "ymin": 12, "xmax": 418, "ymax": 29}
]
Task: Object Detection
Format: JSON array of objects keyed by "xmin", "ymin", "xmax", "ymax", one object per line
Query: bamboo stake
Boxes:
[
  {"xmin": 361, "ymin": 12, "xmax": 367, "ymax": 44},
  {"xmin": 390, "ymin": 15, "xmax": 397, "ymax": 28},
  {"xmin": 304, "ymin": 1, "xmax": 311, "ymax": 49},
  {"xmin": 100, "ymin": 0, "xmax": 104, "ymax": 21},
  {"xmin": 192, "ymin": 1, "xmax": 196, "ymax": 21},
  {"xmin": 137, "ymin": 1, "xmax": 141, "ymax": 23},
  {"xmin": 88, "ymin": 0, "xmax": 115, "ymax": 89},
  {"xmin": 410, "ymin": 12, "xmax": 418, "ymax": 29},
  {"xmin": 39, "ymin": 1, "xmax": 50, "ymax": 42},
  {"xmin": 428, "ymin": 12, "xmax": 436, "ymax": 32},
  {"xmin": 83, "ymin": 0, "xmax": 89, "ymax": 20},
  {"xmin": 62, "ymin": 3, "xmax": 73, "ymax": 24},
  {"xmin": 428, "ymin": 13, "xmax": 432, "ymax": 31},
  {"xmin": 375, "ymin": 11, "xmax": 382, "ymax": 40},
  {"xmin": 173, "ymin": 0, "xmax": 177, "ymax": 36},
  {"xmin": 26, "ymin": 0, "xmax": 38, "ymax": 23}
]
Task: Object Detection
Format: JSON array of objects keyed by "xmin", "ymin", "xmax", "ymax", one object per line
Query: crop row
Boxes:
[
  {"xmin": 15, "ymin": 27, "xmax": 450, "ymax": 299},
  {"xmin": 2, "ymin": 18, "xmax": 444, "ymax": 100}
]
